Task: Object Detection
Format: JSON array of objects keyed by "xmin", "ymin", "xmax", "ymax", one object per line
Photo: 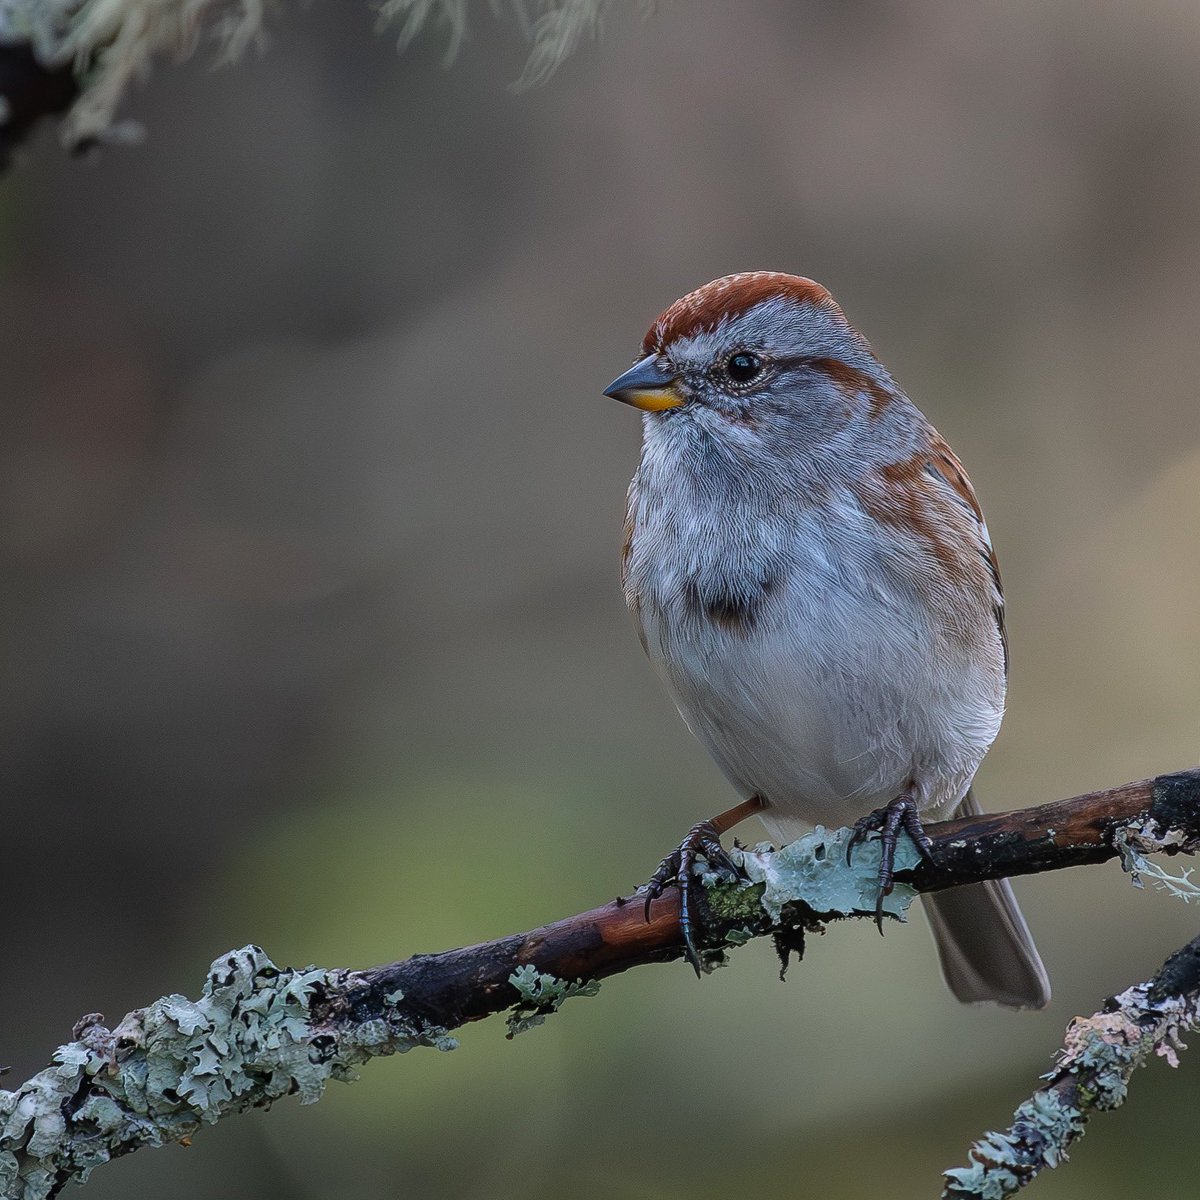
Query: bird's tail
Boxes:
[{"xmin": 922, "ymin": 790, "xmax": 1051, "ymax": 1009}]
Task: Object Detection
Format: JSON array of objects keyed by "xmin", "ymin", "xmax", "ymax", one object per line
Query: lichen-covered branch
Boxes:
[
  {"xmin": 943, "ymin": 931, "xmax": 1200, "ymax": 1198},
  {"xmin": 1, "ymin": 768, "xmax": 1198, "ymax": 1199},
  {"xmin": 0, "ymin": 0, "xmax": 621, "ymax": 168}
]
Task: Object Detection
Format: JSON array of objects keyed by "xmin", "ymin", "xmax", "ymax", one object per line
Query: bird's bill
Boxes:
[{"xmin": 603, "ymin": 355, "xmax": 684, "ymax": 411}]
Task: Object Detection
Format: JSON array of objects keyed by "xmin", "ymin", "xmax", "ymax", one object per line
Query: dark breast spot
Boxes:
[{"xmin": 682, "ymin": 573, "xmax": 778, "ymax": 634}]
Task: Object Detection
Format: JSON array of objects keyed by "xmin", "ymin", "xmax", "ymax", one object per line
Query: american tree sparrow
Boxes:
[{"xmin": 605, "ymin": 272, "xmax": 1049, "ymax": 1009}]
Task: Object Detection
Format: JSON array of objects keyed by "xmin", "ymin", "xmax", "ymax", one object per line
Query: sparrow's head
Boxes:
[{"xmin": 603, "ymin": 272, "xmax": 901, "ymax": 439}]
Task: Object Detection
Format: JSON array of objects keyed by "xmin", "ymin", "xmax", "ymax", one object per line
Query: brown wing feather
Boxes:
[{"xmin": 926, "ymin": 434, "xmax": 1008, "ymax": 674}]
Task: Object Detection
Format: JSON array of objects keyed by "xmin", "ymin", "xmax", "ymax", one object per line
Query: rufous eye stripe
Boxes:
[{"xmin": 807, "ymin": 357, "xmax": 896, "ymax": 417}]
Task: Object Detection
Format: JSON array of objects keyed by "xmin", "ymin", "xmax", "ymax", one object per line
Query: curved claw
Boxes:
[
  {"xmin": 640, "ymin": 818, "xmax": 744, "ymax": 976},
  {"xmin": 846, "ymin": 791, "xmax": 936, "ymax": 934}
]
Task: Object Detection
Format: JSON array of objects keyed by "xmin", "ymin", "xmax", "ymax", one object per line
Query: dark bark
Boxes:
[
  {"xmin": 314, "ymin": 769, "xmax": 1200, "ymax": 1034},
  {"xmin": 0, "ymin": 44, "xmax": 77, "ymax": 170}
]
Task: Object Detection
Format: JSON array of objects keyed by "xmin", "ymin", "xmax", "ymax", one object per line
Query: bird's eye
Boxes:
[{"xmin": 725, "ymin": 351, "xmax": 763, "ymax": 385}]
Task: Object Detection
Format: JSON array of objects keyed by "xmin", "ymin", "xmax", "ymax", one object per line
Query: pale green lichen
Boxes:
[
  {"xmin": 704, "ymin": 877, "xmax": 767, "ymax": 925},
  {"xmin": 734, "ymin": 826, "xmax": 920, "ymax": 924},
  {"xmin": 0, "ymin": 0, "xmax": 617, "ymax": 156},
  {"xmin": 508, "ymin": 0, "xmax": 627, "ymax": 90},
  {"xmin": 0, "ymin": 0, "xmax": 271, "ymax": 147},
  {"xmin": 505, "ymin": 964, "xmax": 600, "ymax": 1037},
  {"xmin": 0, "ymin": 0, "xmax": 76, "ymax": 57},
  {"xmin": 943, "ymin": 1145, "xmax": 1021, "ymax": 1198},
  {"xmin": 377, "ymin": 0, "xmax": 626, "ymax": 88},
  {"xmin": 944, "ymin": 1090, "xmax": 1087, "ymax": 1198},
  {"xmin": 944, "ymin": 975, "xmax": 1200, "ymax": 1198},
  {"xmin": 1114, "ymin": 824, "xmax": 1200, "ymax": 903},
  {"xmin": 0, "ymin": 945, "xmax": 454, "ymax": 1200}
]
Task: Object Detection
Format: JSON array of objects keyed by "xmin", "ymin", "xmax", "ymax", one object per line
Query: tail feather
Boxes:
[{"xmin": 923, "ymin": 790, "xmax": 1050, "ymax": 1010}]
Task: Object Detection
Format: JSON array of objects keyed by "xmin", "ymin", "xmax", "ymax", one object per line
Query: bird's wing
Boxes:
[{"xmin": 923, "ymin": 433, "xmax": 1007, "ymax": 675}]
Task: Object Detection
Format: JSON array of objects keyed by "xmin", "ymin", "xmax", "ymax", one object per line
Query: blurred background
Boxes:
[{"xmin": 2, "ymin": 0, "xmax": 1200, "ymax": 1196}]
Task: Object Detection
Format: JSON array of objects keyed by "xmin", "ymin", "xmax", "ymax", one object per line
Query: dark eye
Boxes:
[{"xmin": 725, "ymin": 351, "xmax": 763, "ymax": 385}]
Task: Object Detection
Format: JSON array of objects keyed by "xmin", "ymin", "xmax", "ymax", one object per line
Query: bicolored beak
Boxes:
[{"xmin": 603, "ymin": 355, "xmax": 684, "ymax": 412}]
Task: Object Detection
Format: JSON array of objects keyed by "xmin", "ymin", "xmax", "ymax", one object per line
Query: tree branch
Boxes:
[
  {"xmin": 944, "ymin": 929, "xmax": 1200, "ymax": 1198},
  {"xmin": 0, "ymin": 0, "xmax": 618, "ymax": 169},
  {"xmin": 1, "ymin": 768, "xmax": 1198, "ymax": 1199}
]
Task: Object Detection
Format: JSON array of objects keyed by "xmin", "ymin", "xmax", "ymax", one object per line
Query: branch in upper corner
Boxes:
[
  {"xmin": 0, "ymin": 0, "xmax": 273, "ymax": 162},
  {"xmin": 0, "ymin": 768, "xmax": 1198, "ymax": 1199},
  {"xmin": 375, "ymin": 0, "xmax": 634, "ymax": 89},
  {"xmin": 943, "ymin": 931, "xmax": 1200, "ymax": 1199},
  {"xmin": 0, "ymin": 0, "xmax": 625, "ymax": 171}
]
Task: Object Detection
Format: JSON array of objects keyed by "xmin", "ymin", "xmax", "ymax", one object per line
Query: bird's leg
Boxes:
[
  {"xmin": 846, "ymin": 786, "xmax": 934, "ymax": 932},
  {"xmin": 642, "ymin": 795, "xmax": 765, "ymax": 976}
]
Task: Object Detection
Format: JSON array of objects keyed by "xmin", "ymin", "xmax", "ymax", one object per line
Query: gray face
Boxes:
[{"xmin": 651, "ymin": 296, "xmax": 902, "ymax": 457}]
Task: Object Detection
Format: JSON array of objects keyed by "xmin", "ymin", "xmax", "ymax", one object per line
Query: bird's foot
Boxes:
[
  {"xmin": 846, "ymin": 792, "xmax": 934, "ymax": 933},
  {"xmin": 641, "ymin": 819, "xmax": 742, "ymax": 977}
]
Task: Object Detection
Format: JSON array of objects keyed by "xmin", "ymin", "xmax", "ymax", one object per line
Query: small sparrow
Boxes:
[{"xmin": 605, "ymin": 272, "xmax": 1049, "ymax": 1009}]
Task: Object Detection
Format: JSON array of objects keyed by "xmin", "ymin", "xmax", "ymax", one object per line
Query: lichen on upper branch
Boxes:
[{"xmin": 0, "ymin": 0, "xmax": 621, "ymax": 157}]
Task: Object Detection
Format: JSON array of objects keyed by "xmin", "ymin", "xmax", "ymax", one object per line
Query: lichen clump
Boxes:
[
  {"xmin": 735, "ymin": 826, "xmax": 921, "ymax": 923},
  {"xmin": 943, "ymin": 977, "xmax": 1200, "ymax": 1198},
  {"xmin": 0, "ymin": 945, "xmax": 452, "ymax": 1200},
  {"xmin": 0, "ymin": 0, "xmax": 614, "ymax": 153},
  {"xmin": 505, "ymin": 964, "xmax": 600, "ymax": 1037}
]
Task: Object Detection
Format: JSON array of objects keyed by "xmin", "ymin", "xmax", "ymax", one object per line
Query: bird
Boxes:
[{"xmin": 603, "ymin": 271, "xmax": 1049, "ymax": 1009}]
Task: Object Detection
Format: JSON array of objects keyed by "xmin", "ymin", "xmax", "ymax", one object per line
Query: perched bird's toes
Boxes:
[
  {"xmin": 847, "ymin": 792, "xmax": 932, "ymax": 933},
  {"xmin": 898, "ymin": 802, "xmax": 934, "ymax": 861},
  {"xmin": 874, "ymin": 883, "xmax": 891, "ymax": 934},
  {"xmin": 693, "ymin": 828, "xmax": 740, "ymax": 882},
  {"xmin": 640, "ymin": 818, "xmax": 746, "ymax": 977},
  {"xmin": 641, "ymin": 851, "xmax": 681, "ymax": 922},
  {"xmin": 846, "ymin": 809, "xmax": 885, "ymax": 865}
]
